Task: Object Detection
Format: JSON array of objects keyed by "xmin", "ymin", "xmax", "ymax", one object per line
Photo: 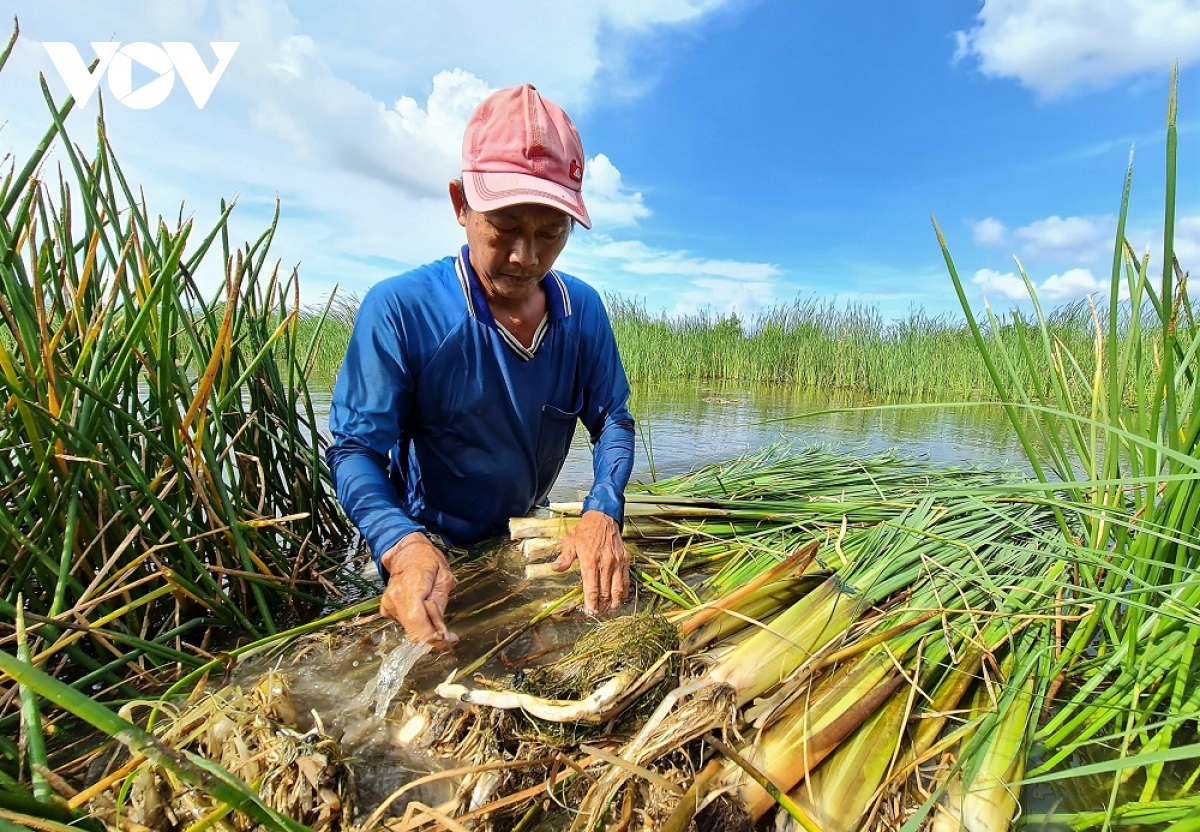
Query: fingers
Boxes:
[
  {"xmin": 430, "ymin": 563, "xmax": 457, "ymax": 610},
  {"xmin": 378, "ymin": 538, "xmax": 459, "ymax": 650},
  {"xmin": 423, "ymin": 562, "xmax": 458, "ymax": 647},
  {"xmin": 594, "ymin": 545, "xmax": 629, "ymax": 611},
  {"xmin": 556, "ymin": 539, "xmax": 603, "ymax": 612},
  {"xmin": 551, "ymin": 540, "xmax": 578, "ymax": 573},
  {"xmin": 423, "ymin": 599, "xmax": 459, "ymax": 648},
  {"xmin": 400, "ymin": 596, "xmax": 440, "ymax": 645},
  {"xmin": 418, "ymin": 569, "xmax": 458, "ymax": 649},
  {"xmin": 560, "ymin": 513, "xmax": 632, "ymax": 615},
  {"xmin": 608, "ymin": 553, "xmax": 630, "ymax": 610},
  {"xmin": 397, "ymin": 590, "xmax": 457, "ymax": 650},
  {"xmin": 580, "ymin": 555, "xmax": 602, "ymax": 615}
]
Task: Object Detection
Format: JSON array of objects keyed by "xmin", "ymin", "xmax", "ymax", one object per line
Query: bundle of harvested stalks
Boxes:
[{"xmin": 86, "ymin": 672, "xmax": 351, "ymax": 832}]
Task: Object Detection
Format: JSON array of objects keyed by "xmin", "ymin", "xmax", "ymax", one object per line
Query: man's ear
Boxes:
[{"xmin": 449, "ymin": 179, "xmax": 469, "ymax": 228}]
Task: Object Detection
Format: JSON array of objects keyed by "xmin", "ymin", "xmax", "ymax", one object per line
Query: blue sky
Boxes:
[{"xmin": 4, "ymin": 1, "xmax": 1200, "ymax": 320}]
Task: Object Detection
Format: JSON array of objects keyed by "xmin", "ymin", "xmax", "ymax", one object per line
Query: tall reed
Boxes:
[
  {"xmin": 608, "ymin": 295, "xmax": 1139, "ymax": 399},
  {"xmin": 936, "ymin": 65, "xmax": 1200, "ymax": 827},
  {"xmin": 304, "ymin": 292, "xmax": 1155, "ymax": 401},
  {"xmin": 0, "ymin": 22, "xmax": 355, "ymax": 817}
]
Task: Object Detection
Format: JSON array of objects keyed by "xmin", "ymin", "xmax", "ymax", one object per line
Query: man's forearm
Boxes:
[
  {"xmin": 327, "ymin": 443, "xmax": 424, "ymax": 575},
  {"xmin": 582, "ymin": 414, "xmax": 635, "ymax": 523}
]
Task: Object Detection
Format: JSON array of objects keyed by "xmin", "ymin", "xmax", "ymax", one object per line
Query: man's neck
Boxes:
[{"xmin": 487, "ymin": 287, "xmax": 547, "ymax": 349}]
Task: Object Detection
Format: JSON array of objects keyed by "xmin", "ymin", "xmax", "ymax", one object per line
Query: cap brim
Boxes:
[{"xmin": 464, "ymin": 171, "xmax": 591, "ymax": 229}]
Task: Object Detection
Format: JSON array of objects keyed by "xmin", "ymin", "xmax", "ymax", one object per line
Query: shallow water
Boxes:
[
  {"xmin": 236, "ymin": 543, "xmax": 600, "ymax": 814},
  {"xmin": 310, "ymin": 380, "xmax": 1030, "ymax": 503},
  {"xmin": 360, "ymin": 640, "xmax": 432, "ymax": 720}
]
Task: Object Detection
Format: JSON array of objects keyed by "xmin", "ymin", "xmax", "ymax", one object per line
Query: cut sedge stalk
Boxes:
[
  {"xmin": 732, "ymin": 645, "xmax": 910, "ymax": 820},
  {"xmin": 705, "ymin": 573, "xmax": 861, "ymax": 706},
  {"xmin": 704, "ymin": 497, "xmax": 950, "ymax": 706},
  {"xmin": 932, "ymin": 650, "xmax": 1038, "ymax": 832},
  {"xmin": 676, "ymin": 540, "xmax": 820, "ymax": 649},
  {"xmin": 729, "ymin": 574, "xmax": 1014, "ymax": 823},
  {"xmin": 788, "ymin": 679, "xmax": 911, "ymax": 832}
]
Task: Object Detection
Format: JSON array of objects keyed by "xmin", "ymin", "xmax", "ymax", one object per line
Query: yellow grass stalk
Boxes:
[
  {"xmin": 731, "ymin": 646, "xmax": 907, "ymax": 820},
  {"xmin": 933, "ymin": 657, "xmax": 1034, "ymax": 832},
  {"xmin": 789, "ymin": 681, "xmax": 911, "ymax": 832},
  {"xmin": 676, "ymin": 540, "xmax": 819, "ymax": 650},
  {"xmin": 706, "ymin": 574, "xmax": 860, "ymax": 705}
]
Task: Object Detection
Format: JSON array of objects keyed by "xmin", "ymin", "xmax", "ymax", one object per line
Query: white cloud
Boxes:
[
  {"xmin": 1040, "ymin": 268, "xmax": 1105, "ymax": 300},
  {"xmin": 1014, "ymin": 214, "xmax": 1112, "ymax": 262},
  {"xmin": 598, "ymin": 0, "xmax": 731, "ymax": 31},
  {"xmin": 225, "ymin": 0, "xmax": 735, "ymax": 110},
  {"xmin": 674, "ymin": 276, "xmax": 777, "ymax": 318},
  {"xmin": 571, "ymin": 237, "xmax": 780, "ymax": 281},
  {"xmin": 954, "ymin": 0, "xmax": 1200, "ymax": 98},
  {"xmin": 973, "ymin": 266, "xmax": 1120, "ymax": 303},
  {"xmin": 973, "ymin": 216, "xmax": 1007, "ymax": 247},
  {"xmin": 584, "ymin": 154, "xmax": 651, "ymax": 229},
  {"xmin": 972, "ymin": 268, "xmax": 1029, "ymax": 300},
  {"xmin": 558, "ymin": 235, "xmax": 783, "ymax": 317},
  {"xmin": 1, "ymin": 0, "xmax": 743, "ymax": 304},
  {"xmin": 1172, "ymin": 215, "xmax": 1200, "ymax": 266},
  {"xmin": 216, "ymin": 3, "xmax": 495, "ymax": 200}
]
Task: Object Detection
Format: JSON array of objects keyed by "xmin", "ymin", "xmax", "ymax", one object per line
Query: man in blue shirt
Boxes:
[{"xmin": 327, "ymin": 85, "xmax": 635, "ymax": 650}]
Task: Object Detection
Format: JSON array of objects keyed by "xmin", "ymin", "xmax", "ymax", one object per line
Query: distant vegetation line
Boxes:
[{"xmin": 299, "ymin": 295, "xmax": 1156, "ymax": 400}]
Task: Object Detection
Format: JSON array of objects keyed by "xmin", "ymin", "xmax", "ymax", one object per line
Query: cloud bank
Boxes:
[{"xmin": 955, "ymin": 0, "xmax": 1200, "ymax": 97}]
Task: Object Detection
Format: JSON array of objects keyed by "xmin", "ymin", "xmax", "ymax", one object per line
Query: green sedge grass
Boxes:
[
  {"xmin": 0, "ymin": 22, "xmax": 360, "ymax": 824},
  {"xmin": 302, "ymin": 292, "xmax": 1150, "ymax": 400},
  {"xmin": 933, "ymin": 65, "xmax": 1200, "ymax": 828}
]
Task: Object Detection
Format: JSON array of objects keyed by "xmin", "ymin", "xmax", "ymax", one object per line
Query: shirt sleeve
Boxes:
[
  {"xmin": 325, "ymin": 286, "xmax": 424, "ymax": 576},
  {"xmin": 576, "ymin": 296, "xmax": 636, "ymax": 524}
]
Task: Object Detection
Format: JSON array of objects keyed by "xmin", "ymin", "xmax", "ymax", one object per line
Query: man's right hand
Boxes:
[{"xmin": 379, "ymin": 532, "xmax": 459, "ymax": 650}]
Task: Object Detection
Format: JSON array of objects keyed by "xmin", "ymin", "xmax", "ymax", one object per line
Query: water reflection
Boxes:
[
  {"xmin": 311, "ymin": 380, "xmax": 1030, "ymax": 506},
  {"xmin": 558, "ymin": 381, "xmax": 1030, "ymax": 499}
]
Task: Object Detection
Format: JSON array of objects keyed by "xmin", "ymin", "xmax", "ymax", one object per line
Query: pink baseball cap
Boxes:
[{"xmin": 461, "ymin": 84, "xmax": 591, "ymax": 229}]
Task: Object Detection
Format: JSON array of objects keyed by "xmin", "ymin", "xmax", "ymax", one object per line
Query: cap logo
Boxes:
[{"xmin": 570, "ymin": 159, "xmax": 583, "ymax": 181}]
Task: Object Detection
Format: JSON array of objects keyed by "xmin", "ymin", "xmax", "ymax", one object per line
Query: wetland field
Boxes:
[{"xmin": 4, "ymin": 23, "xmax": 1200, "ymax": 832}]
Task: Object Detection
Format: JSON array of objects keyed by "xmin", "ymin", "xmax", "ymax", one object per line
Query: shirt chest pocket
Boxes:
[{"xmin": 534, "ymin": 401, "xmax": 581, "ymax": 499}]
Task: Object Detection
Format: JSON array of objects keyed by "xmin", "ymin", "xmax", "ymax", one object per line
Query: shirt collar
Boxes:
[{"xmin": 455, "ymin": 245, "xmax": 571, "ymax": 325}]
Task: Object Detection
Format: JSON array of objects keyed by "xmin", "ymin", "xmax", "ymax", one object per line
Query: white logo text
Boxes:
[{"xmin": 43, "ymin": 42, "xmax": 239, "ymax": 109}]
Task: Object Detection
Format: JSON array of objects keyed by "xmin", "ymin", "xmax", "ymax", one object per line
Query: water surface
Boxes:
[{"xmin": 311, "ymin": 380, "xmax": 1029, "ymax": 503}]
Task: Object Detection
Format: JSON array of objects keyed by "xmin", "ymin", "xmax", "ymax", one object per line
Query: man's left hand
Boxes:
[{"xmin": 552, "ymin": 510, "xmax": 629, "ymax": 613}]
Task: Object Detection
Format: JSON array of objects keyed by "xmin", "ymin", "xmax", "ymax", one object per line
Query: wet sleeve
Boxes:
[
  {"xmin": 577, "ymin": 298, "xmax": 635, "ymax": 525},
  {"xmin": 325, "ymin": 288, "xmax": 424, "ymax": 575}
]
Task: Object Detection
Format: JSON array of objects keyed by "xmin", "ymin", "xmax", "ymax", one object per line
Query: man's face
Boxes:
[{"xmin": 453, "ymin": 183, "xmax": 573, "ymax": 304}]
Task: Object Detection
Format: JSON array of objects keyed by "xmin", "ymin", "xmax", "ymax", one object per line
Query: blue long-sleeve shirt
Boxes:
[{"xmin": 327, "ymin": 245, "xmax": 635, "ymax": 574}]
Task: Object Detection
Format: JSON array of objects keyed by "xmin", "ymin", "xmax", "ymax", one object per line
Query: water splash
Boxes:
[{"xmin": 357, "ymin": 639, "xmax": 432, "ymax": 720}]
